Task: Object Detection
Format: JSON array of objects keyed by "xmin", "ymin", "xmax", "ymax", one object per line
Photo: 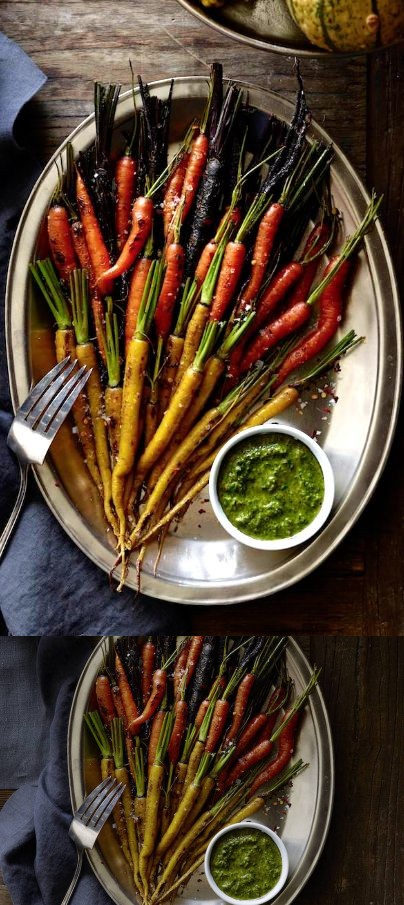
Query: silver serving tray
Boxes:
[
  {"xmin": 68, "ymin": 637, "xmax": 334, "ymax": 905},
  {"xmin": 6, "ymin": 77, "xmax": 402, "ymax": 604}
]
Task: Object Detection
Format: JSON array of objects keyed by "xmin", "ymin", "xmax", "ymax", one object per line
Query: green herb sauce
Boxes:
[
  {"xmin": 210, "ymin": 827, "xmax": 282, "ymax": 899},
  {"xmin": 218, "ymin": 433, "xmax": 324, "ymax": 540}
]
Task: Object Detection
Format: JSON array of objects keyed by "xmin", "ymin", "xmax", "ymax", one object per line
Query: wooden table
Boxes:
[
  {"xmin": 1, "ymin": 636, "xmax": 403, "ymax": 904},
  {"xmin": 2, "ymin": 1, "xmax": 403, "ymax": 634}
]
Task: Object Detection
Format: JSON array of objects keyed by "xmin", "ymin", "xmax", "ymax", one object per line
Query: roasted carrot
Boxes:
[
  {"xmin": 76, "ymin": 168, "xmax": 111, "ymax": 283},
  {"xmin": 129, "ymin": 669, "xmax": 167, "ymax": 734},
  {"xmin": 115, "ymin": 650, "xmax": 139, "ymax": 729},
  {"xmin": 180, "ymin": 132, "xmax": 209, "ymax": 224},
  {"xmin": 163, "ymin": 149, "xmax": 190, "ymax": 240},
  {"xmin": 29, "ymin": 259, "xmax": 102, "ymax": 492},
  {"xmin": 70, "ymin": 217, "xmax": 106, "ymax": 361},
  {"xmin": 173, "ymin": 639, "xmax": 192, "ymax": 700},
  {"xmin": 184, "ymin": 636, "xmax": 204, "ymax": 685},
  {"xmin": 226, "ymin": 672, "xmax": 256, "ymax": 743},
  {"xmin": 129, "ymin": 321, "xmax": 220, "ymax": 501},
  {"xmin": 154, "ymin": 242, "xmax": 185, "ymax": 341},
  {"xmin": 141, "ymin": 638, "xmax": 156, "ymax": 705},
  {"xmin": 139, "ymin": 712, "xmax": 173, "ymax": 896},
  {"xmin": 148, "ymin": 707, "xmax": 166, "ymax": 777},
  {"xmin": 236, "ymin": 202, "xmax": 285, "ymax": 316},
  {"xmin": 125, "ymin": 255, "xmax": 153, "ymax": 355},
  {"xmin": 115, "ymin": 152, "xmax": 137, "ymax": 251},
  {"xmin": 111, "ymin": 261, "xmax": 161, "ymax": 559},
  {"xmin": 98, "ymin": 195, "xmax": 154, "ymax": 295},
  {"xmin": 205, "ymin": 667, "xmax": 243, "ymax": 753},
  {"xmin": 47, "ymin": 202, "xmax": 78, "ymax": 282},
  {"xmin": 167, "ymin": 699, "xmax": 188, "ymax": 766},
  {"xmin": 95, "ymin": 673, "xmax": 116, "ymax": 726},
  {"xmin": 99, "ymin": 297, "xmax": 122, "ymax": 465},
  {"xmin": 70, "ymin": 270, "xmax": 118, "ymax": 534}
]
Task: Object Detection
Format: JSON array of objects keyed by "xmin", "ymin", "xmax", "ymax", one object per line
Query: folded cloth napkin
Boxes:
[
  {"xmin": 0, "ymin": 639, "xmax": 50, "ymax": 788},
  {"xmin": 0, "ymin": 34, "xmax": 189, "ymax": 635},
  {"xmin": 0, "ymin": 637, "xmax": 116, "ymax": 905}
]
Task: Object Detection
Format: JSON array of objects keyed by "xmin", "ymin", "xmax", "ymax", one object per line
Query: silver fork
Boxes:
[
  {"xmin": 62, "ymin": 775, "xmax": 125, "ymax": 905},
  {"xmin": 0, "ymin": 356, "xmax": 91, "ymax": 561}
]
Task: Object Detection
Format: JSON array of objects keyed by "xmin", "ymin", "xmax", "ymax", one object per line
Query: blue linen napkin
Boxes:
[
  {"xmin": 0, "ymin": 637, "xmax": 114, "ymax": 905},
  {"xmin": 0, "ymin": 34, "xmax": 189, "ymax": 635}
]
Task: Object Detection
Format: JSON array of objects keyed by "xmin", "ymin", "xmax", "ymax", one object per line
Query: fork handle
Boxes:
[
  {"xmin": 0, "ymin": 461, "xmax": 29, "ymax": 561},
  {"xmin": 61, "ymin": 847, "xmax": 84, "ymax": 905}
]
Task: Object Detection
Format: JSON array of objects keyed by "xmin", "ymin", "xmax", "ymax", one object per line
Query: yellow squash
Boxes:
[{"xmin": 287, "ymin": 0, "xmax": 404, "ymax": 52}]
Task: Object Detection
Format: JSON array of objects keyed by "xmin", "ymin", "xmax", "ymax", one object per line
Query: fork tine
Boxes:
[
  {"xmin": 74, "ymin": 776, "xmax": 114, "ymax": 821},
  {"xmin": 86, "ymin": 782, "xmax": 125, "ymax": 830},
  {"xmin": 17, "ymin": 357, "xmax": 73, "ymax": 418},
  {"xmin": 38, "ymin": 366, "xmax": 91, "ymax": 437},
  {"xmin": 23, "ymin": 360, "xmax": 78, "ymax": 426}
]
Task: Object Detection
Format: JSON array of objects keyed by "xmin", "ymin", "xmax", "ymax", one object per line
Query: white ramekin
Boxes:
[
  {"xmin": 209, "ymin": 422, "xmax": 335, "ymax": 550},
  {"xmin": 204, "ymin": 820, "xmax": 289, "ymax": 904}
]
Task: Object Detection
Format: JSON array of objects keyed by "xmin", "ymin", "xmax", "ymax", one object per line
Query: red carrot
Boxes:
[
  {"xmin": 167, "ymin": 699, "xmax": 189, "ymax": 765},
  {"xmin": 274, "ymin": 257, "xmax": 352, "ymax": 388},
  {"xmin": 95, "ymin": 674, "xmax": 116, "ymax": 726},
  {"xmin": 129, "ymin": 668, "xmax": 167, "ymax": 734},
  {"xmin": 180, "ymin": 133, "xmax": 209, "ymax": 224},
  {"xmin": 115, "ymin": 153, "xmax": 137, "ymax": 251},
  {"xmin": 141, "ymin": 638, "xmax": 156, "ymax": 705},
  {"xmin": 47, "ymin": 204, "xmax": 78, "ymax": 282},
  {"xmin": 111, "ymin": 680, "xmax": 128, "ymax": 730},
  {"xmin": 237, "ymin": 202, "xmax": 285, "ymax": 316},
  {"xmin": 205, "ymin": 698, "xmax": 230, "ymax": 754},
  {"xmin": 173, "ymin": 639, "xmax": 192, "ymax": 700},
  {"xmin": 226, "ymin": 673, "xmax": 256, "ymax": 743},
  {"xmin": 125, "ymin": 257, "xmax": 153, "ymax": 354},
  {"xmin": 76, "ymin": 169, "xmax": 111, "ymax": 283},
  {"xmin": 225, "ymin": 738, "xmax": 274, "ymax": 788},
  {"xmin": 115, "ymin": 651, "xmax": 139, "ymax": 729},
  {"xmin": 164, "ymin": 150, "xmax": 190, "ymax": 240},
  {"xmin": 185, "ymin": 636, "xmax": 204, "ymax": 685},
  {"xmin": 154, "ymin": 243, "xmax": 185, "ymax": 341},
  {"xmin": 98, "ymin": 195, "xmax": 154, "ymax": 295},
  {"xmin": 248, "ymin": 711, "xmax": 301, "ymax": 798},
  {"xmin": 210, "ymin": 241, "xmax": 247, "ymax": 321},
  {"xmin": 70, "ymin": 217, "xmax": 106, "ymax": 362}
]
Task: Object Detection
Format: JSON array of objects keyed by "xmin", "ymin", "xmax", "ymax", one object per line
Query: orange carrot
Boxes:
[
  {"xmin": 225, "ymin": 738, "xmax": 273, "ymax": 788},
  {"xmin": 237, "ymin": 202, "xmax": 285, "ymax": 316},
  {"xmin": 205, "ymin": 699, "xmax": 230, "ymax": 753},
  {"xmin": 148, "ymin": 708, "xmax": 166, "ymax": 777},
  {"xmin": 185, "ymin": 637, "xmax": 204, "ymax": 685},
  {"xmin": 70, "ymin": 218, "xmax": 106, "ymax": 360},
  {"xmin": 226, "ymin": 673, "xmax": 256, "ymax": 743},
  {"xmin": 173, "ymin": 639, "xmax": 192, "ymax": 700},
  {"xmin": 164, "ymin": 151, "xmax": 190, "ymax": 240},
  {"xmin": 129, "ymin": 669, "xmax": 167, "ymax": 734},
  {"xmin": 95, "ymin": 674, "xmax": 116, "ymax": 726},
  {"xmin": 125, "ymin": 257, "xmax": 153, "ymax": 354},
  {"xmin": 154, "ymin": 244, "xmax": 185, "ymax": 341},
  {"xmin": 180, "ymin": 133, "xmax": 209, "ymax": 224},
  {"xmin": 75, "ymin": 169, "xmax": 111, "ymax": 283},
  {"xmin": 98, "ymin": 195, "xmax": 154, "ymax": 295},
  {"xmin": 141, "ymin": 638, "xmax": 156, "ymax": 705},
  {"xmin": 210, "ymin": 241, "xmax": 246, "ymax": 321},
  {"xmin": 47, "ymin": 204, "xmax": 78, "ymax": 282},
  {"xmin": 115, "ymin": 651, "xmax": 139, "ymax": 729},
  {"xmin": 167, "ymin": 700, "xmax": 188, "ymax": 766},
  {"xmin": 115, "ymin": 153, "xmax": 137, "ymax": 251}
]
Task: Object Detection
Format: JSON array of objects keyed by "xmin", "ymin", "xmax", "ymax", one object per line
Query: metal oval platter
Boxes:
[
  {"xmin": 68, "ymin": 637, "xmax": 334, "ymax": 905},
  {"xmin": 6, "ymin": 77, "xmax": 401, "ymax": 604},
  {"xmin": 176, "ymin": 0, "xmax": 327, "ymax": 56}
]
